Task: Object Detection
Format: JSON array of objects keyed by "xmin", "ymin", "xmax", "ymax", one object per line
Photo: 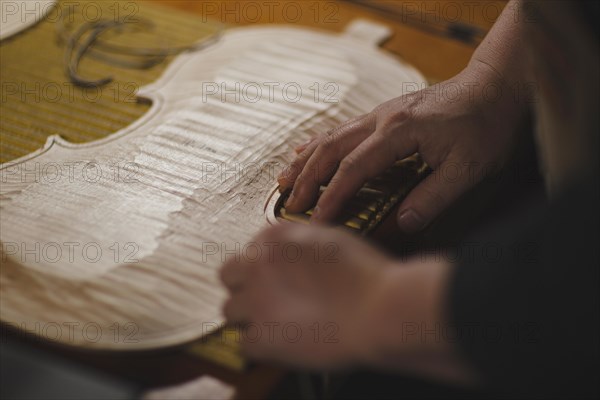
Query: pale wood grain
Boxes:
[{"xmin": 0, "ymin": 21, "xmax": 426, "ymax": 350}]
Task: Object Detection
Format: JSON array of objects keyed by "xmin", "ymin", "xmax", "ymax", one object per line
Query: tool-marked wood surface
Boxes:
[{"xmin": 1, "ymin": 20, "xmax": 425, "ymax": 349}]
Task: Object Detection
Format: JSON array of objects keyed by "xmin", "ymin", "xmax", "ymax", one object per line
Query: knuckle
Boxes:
[
  {"xmin": 338, "ymin": 155, "xmax": 360, "ymax": 175},
  {"xmin": 287, "ymin": 158, "xmax": 304, "ymax": 175},
  {"xmin": 341, "ymin": 113, "xmax": 367, "ymax": 128},
  {"xmin": 374, "ymin": 102, "xmax": 414, "ymax": 129},
  {"xmin": 421, "ymin": 186, "xmax": 446, "ymax": 210},
  {"xmin": 390, "ymin": 108, "xmax": 413, "ymax": 122},
  {"xmin": 378, "ymin": 110, "xmax": 411, "ymax": 129},
  {"xmin": 319, "ymin": 134, "xmax": 338, "ymax": 152},
  {"xmin": 317, "ymin": 132, "xmax": 347, "ymax": 164},
  {"xmin": 295, "ymin": 167, "xmax": 321, "ymax": 191}
]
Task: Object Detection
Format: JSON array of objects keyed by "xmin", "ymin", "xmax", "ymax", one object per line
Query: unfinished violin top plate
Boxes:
[{"xmin": 0, "ymin": 20, "xmax": 426, "ymax": 349}]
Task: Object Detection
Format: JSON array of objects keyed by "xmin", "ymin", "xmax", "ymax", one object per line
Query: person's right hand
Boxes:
[{"xmin": 278, "ymin": 63, "xmax": 527, "ymax": 233}]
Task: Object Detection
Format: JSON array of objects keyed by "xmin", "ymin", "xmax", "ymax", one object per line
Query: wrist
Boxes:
[
  {"xmin": 459, "ymin": 60, "xmax": 531, "ymax": 152},
  {"xmin": 356, "ymin": 259, "xmax": 449, "ymax": 362},
  {"xmin": 353, "ymin": 259, "xmax": 478, "ymax": 384}
]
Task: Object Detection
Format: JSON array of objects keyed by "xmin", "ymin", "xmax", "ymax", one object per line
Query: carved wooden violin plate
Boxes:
[{"xmin": 0, "ymin": 20, "xmax": 426, "ymax": 349}]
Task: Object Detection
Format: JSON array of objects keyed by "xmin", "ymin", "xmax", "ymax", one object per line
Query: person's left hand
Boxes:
[{"xmin": 219, "ymin": 223, "xmax": 393, "ymax": 368}]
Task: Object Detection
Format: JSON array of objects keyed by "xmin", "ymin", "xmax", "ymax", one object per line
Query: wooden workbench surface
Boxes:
[{"xmin": 156, "ymin": 0, "xmax": 505, "ymax": 82}]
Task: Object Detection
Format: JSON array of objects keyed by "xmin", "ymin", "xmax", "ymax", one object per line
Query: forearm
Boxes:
[
  {"xmin": 456, "ymin": 0, "xmax": 533, "ymax": 153},
  {"xmin": 469, "ymin": 1, "xmax": 529, "ymax": 87},
  {"xmin": 359, "ymin": 259, "xmax": 478, "ymax": 386}
]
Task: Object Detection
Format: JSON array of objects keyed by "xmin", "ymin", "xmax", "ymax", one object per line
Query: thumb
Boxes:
[{"xmin": 396, "ymin": 163, "xmax": 473, "ymax": 233}]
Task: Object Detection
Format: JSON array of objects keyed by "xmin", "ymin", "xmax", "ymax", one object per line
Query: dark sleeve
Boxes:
[{"xmin": 449, "ymin": 180, "xmax": 599, "ymax": 399}]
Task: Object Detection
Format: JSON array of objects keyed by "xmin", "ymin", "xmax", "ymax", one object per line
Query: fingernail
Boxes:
[
  {"xmin": 285, "ymin": 191, "xmax": 296, "ymax": 208},
  {"xmin": 310, "ymin": 206, "xmax": 321, "ymax": 223},
  {"xmin": 278, "ymin": 166, "xmax": 289, "ymax": 180},
  {"xmin": 295, "ymin": 139, "xmax": 313, "ymax": 153},
  {"xmin": 397, "ymin": 209, "xmax": 426, "ymax": 233}
]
